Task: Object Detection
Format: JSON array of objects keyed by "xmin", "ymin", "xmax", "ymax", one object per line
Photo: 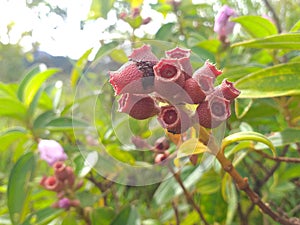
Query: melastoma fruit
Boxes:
[
  {"xmin": 181, "ymin": 78, "xmax": 206, "ymax": 104},
  {"xmin": 157, "ymin": 105, "xmax": 191, "ymax": 134},
  {"xmin": 192, "ymin": 60, "xmax": 222, "ymax": 94},
  {"xmin": 118, "ymin": 93, "xmax": 159, "ymax": 120},
  {"xmin": 196, "ymin": 95, "xmax": 231, "ymax": 128},
  {"xmin": 215, "ymin": 79, "xmax": 241, "ymax": 101},
  {"xmin": 165, "ymin": 47, "xmax": 193, "ymax": 76}
]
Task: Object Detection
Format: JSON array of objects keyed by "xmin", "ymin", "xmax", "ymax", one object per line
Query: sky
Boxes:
[{"xmin": 0, "ymin": 0, "xmax": 178, "ymax": 59}]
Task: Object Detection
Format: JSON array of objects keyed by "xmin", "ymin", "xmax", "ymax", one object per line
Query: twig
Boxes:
[
  {"xmin": 169, "ymin": 167, "xmax": 209, "ymax": 225},
  {"xmin": 172, "ymin": 200, "xmax": 180, "ymax": 225},
  {"xmin": 255, "ymin": 149, "xmax": 300, "ymax": 163},
  {"xmin": 216, "ymin": 151, "xmax": 297, "ymax": 225},
  {"xmin": 262, "ymin": 0, "xmax": 282, "ymax": 33}
]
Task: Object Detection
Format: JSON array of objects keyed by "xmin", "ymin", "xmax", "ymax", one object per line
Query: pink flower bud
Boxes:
[
  {"xmin": 132, "ymin": 7, "xmax": 140, "ymax": 18},
  {"xmin": 38, "ymin": 139, "xmax": 67, "ymax": 166},
  {"xmin": 142, "ymin": 17, "xmax": 152, "ymax": 25},
  {"xmin": 157, "ymin": 105, "xmax": 191, "ymax": 134},
  {"xmin": 215, "ymin": 79, "xmax": 240, "ymax": 101},
  {"xmin": 214, "ymin": 5, "xmax": 237, "ymax": 40},
  {"xmin": 196, "ymin": 95, "xmax": 231, "ymax": 128},
  {"xmin": 70, "ymin": 199, "xmax": 81, "ymax": 207},
  {"xmin": 58, "ymin": 197, "xmax": 71, "ymax": 209},
  {"xmin": 154, "ymin": 152, "xmax": 170, "ymax": 164},
  {"xmin": 119, "ymin": 12, "xmax": 127, "ymax": 20},
  {"xmin": 154, "ymin": 137, "xmax": 170, "ymax": 152},
  {"xmin": 118, "ymin": 93, "xmax": 159, "ymax": 120},
  {"xmin": 181, "ymin": 78, "xmax": 206, "ymax": 104},
  {"xmin": 41, "ymin": 176, "xmax": 63, "ymax": 192}
]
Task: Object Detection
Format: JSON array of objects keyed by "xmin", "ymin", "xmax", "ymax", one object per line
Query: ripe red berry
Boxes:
[{"xmin": 118, "ymin": 93, "xmax": 159, "ymax": 120}]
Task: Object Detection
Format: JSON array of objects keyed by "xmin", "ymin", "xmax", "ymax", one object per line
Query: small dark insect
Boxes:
[{"xmin": 131, "ymin": 59, "xmax": 157, "ymax": 89}]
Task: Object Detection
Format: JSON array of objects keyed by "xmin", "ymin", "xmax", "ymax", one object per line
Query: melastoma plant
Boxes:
[
  {"xmin": 109, "ymin": 44, "xmax": 240, "ymax": 134},
  {"xmin": 108, "ymin": 45, "xmax": 300, "ymax": 225}
]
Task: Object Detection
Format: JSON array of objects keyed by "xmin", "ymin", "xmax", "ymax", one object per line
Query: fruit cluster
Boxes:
[
  {"xmin": 40, "ymin": 161, "xmax": 83, "ymax": 210},
  {"xmin": 109, "ymin": 45, "xmax": 240, "ymax": 134}
]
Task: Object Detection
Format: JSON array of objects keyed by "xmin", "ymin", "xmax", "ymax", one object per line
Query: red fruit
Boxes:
[
  {"xmin": 42, "ymin": 176, "xmax": 63, "ymax": 192},
  {"xmin": 181, "ymin": 78, "xmax": 206, "ymax": 104},
  {"xmin": 154, "ymin": 152, "xmax": 170, "ymax": 164},
  {"xmin": 118, "ymin": 93, "xmax": 159, "ymax": 120},
  {"xmin": 205, "ymin": 60, "xmax": 222, "ymax": 77},
  {"xmin": 157, "ymin": 105, "xmax": 191, "ymax": 134},
  {"xmin": 129, "ymin": 44, "xmax": 158, "ymax": 62},
  {"xmin": 109, "ymin": 61, "xmax": 155, "ymax": 95},
  {"xmin": 165, "ymin": 47, "xmax": 191, "ymax": 59},
  {"xmin": 196, "ymin": 95, "xmax": 231, "ymax": 128},
  {"xmin": 165, "ymin": 47, "xmax": 193, "ymax": 76},
  {"xmin": 53, "ymin": 161, "xmax": 68, "ymax": 181},
  {"xmin": 154, "ymin": 137, "xmax": 170, "ymax": 152},
  {"xmin": 215, "ymin": 79, "xmax": 240, "ymax": 101},
  {"xmin": 192, "ymin": 60, "xmax": 222, "ymax": 94}
]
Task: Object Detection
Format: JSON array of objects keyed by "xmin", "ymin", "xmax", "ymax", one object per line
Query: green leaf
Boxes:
[
  {"xmin": 106, "ymin": 145, "xmax": 135, "ymax": 165},
  {"xmin": 196, "ymin": 39, "xmax": 221, "ymax": 54},
  {"xmin": 234, "ymin": 98, "xmax": 253, "ymax": 119},
  {"xmin": 61, "ymin": 213, "xmax": 77, "ymax": 225},
  {"xmin": 17, "ymin": 66, "xmax": 40, "ymax": 101},
  {"xmin": 0, "ymin": 127, "xmax": 28, "ymax": 151},
  {"xmin": 88, "ymin": 0, "xmax": 114, "ymax": 19},
  {"xmin": 225, "ymin": 182, "xmax": 238, "ymax": 225},
  {"xmin": 23, "ymin": 69, "xmax": 60, "ymax": 106},
  {"xmin": 290, "ymin": 19, "xmax": 300, "ymax": 32},
  {"xmin": 110, "ymin": 49, "xmax": 128, "ymax": 64},
  {"xmin": 221, "ymin": 131, "xmax": 275, "ymax": 155},
  {"xmin": 255, "ymin": 128, "xmax": 300, "ymax": 149},
  {"xmin": 155, "ymin": 23, "xmax": 175, "ymax": 41},
  {"xmin": 33, "ymin": 111, "xmax": 56, "ymax": 130},
  {"xmin": 45, "ymin": 117, "xmax": 89, "ymax": 131},
  {"xmin": 21, "ymin": 207, "xmax": 63, "ymax": 225},
  {"xmin": 0, "ymin": 97, "xmax": 27, "ymax": 120},
  {"xmin": 231, "ymin": 33, "xmax": 300, "ymax": 49},
  {"xmin": 0, "ymin": 82, "xmax": 17, "ymax": 97},
  {"xmin": 153, "ymin": 164, "xmax": 206, "ymax": 205},
  {"xmin": 90, "ymin": 207, "xmax": 115, "ymax": 225},
  {"xmin": 71, "ymin": 48, "xmax": 93, "ymax": 88},
  {"xmin": 232, "ymin": 15, "xmax": 277, "ymax": 38},
  {"xmin": 8, "ymin": 152, "xmax": 36, "ymax": 225},
  {"xmin": 95, "ymin": 41, "xmax": 119, "ymax": 60},
  {"xmin": 235, "ymin": 62, "xmax": 300, "ymax": 98},
  {"xmin": 174, "ymin": 138, "xmax": 209, "ymax": 167},
  {"xmin": 110, "ymin": 206, "xmax": 140, "ymax": 225}
]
